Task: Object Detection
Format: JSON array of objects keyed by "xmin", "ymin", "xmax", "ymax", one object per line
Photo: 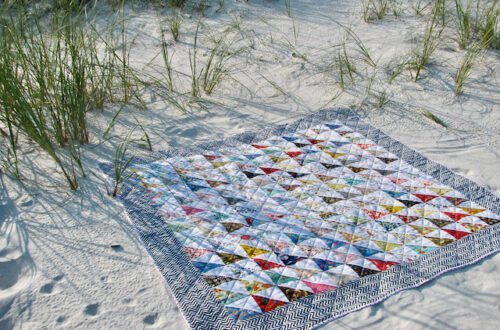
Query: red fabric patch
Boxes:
[
  {"xmin": 307, "ymin": 139, "xmax": 324, "ymax": 144},
  {"xmin": 397, "ymin": 215, "xmax": 420, "ymax": 223},
  {"xmin": 443, "ymin": 212, "xmax": 469, "ymax": 221},
  {"xmin": 302, "ymin": 281, "xmax": 336, "ymax": 293},
  {"xmin": 204, "ymin": 155, "xmax": 220, "ymax": 161},
  {"xmin": 252, "ymin": 144, "xmax": 268, "ymax": 149},
  {"xmin": 181, "ymin": 205, "xmax": 205, "ymax": 215},
  {"xmin": 357, "ymin": 143, "xmax": 374, "ymax": 150},
  {"xmin": 414, "ymin": 194, "xmax": 438, "ymax": 202},
  {"xmin": 286, "ymin": 151, "xmax": 303, "ymax": 158},
  {"xmin": 364, "ymin": 210, "xmax": 388, "ymax": 220},
  {"xmin": 253, "ymin": 258, "xmax": 283, "ymax": 270},
  {"xmin": 252, "ymin": 296, "xmax": 286, "ymax": 313},
  {"xmin": 260, "ymin": 167, "xmax": 280, "ymax": 174},
  {"xmin": 443, "ymin": 229, "xmax": 470, "ymax": 239},
  {"xmin": 367, "ymin": 258, "xmax": 398, "ymax": 271}
]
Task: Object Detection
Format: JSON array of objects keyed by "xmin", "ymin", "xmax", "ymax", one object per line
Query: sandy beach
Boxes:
[{"xmin": 1, "ymin": 0, "xmax": 499, "ymax": 329}]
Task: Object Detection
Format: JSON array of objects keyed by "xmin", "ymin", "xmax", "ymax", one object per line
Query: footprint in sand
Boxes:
[
  {"xmin": 0, "ymin": 192, "xmax": 36, "ymax": 307},
  {"xmin": 55, "ymin": 315, "xmax": 67, "ymax": 324},
  {"xmin": 122, "ymin": 297, "xmax": 135, "ymax": 306},
  {"xmin": 52, "ymin": 274, "xmax": 64, "ymax": 282},
  {"xmin": 39, "ymin": 282, "xmax": 55, "ymax": 294},
  {"xmin": 39, "ymin": 274, "xmax": 64, "ymax": 294},
  {"xmin": 110, "ymin": 244, "xmax": 124, "ymax": 252},
  {"xmin": 83, "ymin": 303, "xmax": 100, "ymax": 317},
  {"xmin": 143, "ymin": 313, "xmax": 158, "ymax": 326}
]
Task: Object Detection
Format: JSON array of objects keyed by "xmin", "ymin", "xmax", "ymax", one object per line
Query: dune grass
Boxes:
[
  {"xmin": 362, "ymin": 0, "xmax": 389, "ymax": 22},
  {"xmin": 455, "ymin": 0, "xmax": 473, "ymax": 49},
  {"xmin": 187, "ymin": 21, "xmax": 237, "ymax": 97},
  {"xmin": 413, "ymin": 0, "xmax": 433, "ymax": 16},
  {"xmin": 0, "ymin": 2, "xmax": 143, "ymax": 189},
  {"xmin": 434, "ymin": 0, "xmax": 447, "ymax": 26},
  {"xmin": 385, "ymin": 0, "xmax": 495, "ymax": 84},
  {"xmin": 374, "ymin": 88, "xmax": 390, "ymax": 108},
  {"xmin": 110, "ymin": 129, "xmax": 135, "ymax": 197},
  {"xmin": 421, "ymin": 108, "xmax": 448, "ymax": 127},
  {"xmin": 454, "ymin": 43, "xmax": 483, "ymax": 95},
  {"xmin": 169, "ymin": 13, "xmax": 181, "ymax": 42},
  {"xmin": 452, "ymin": 1, "xmax": 497, "ymax": 94},
  {"xmin": 168, "ymin": 0, "xmax": 188, "ymax": 8},
  {"xmin": 155, "ymin": 18, "xmax": 241, "ymax": 112},
  {"xmin": 343, "ymin": 26, "xmax": 377, "ymax": 67},
  {"xmin": 161, "ymin": 30, "xmax": 175, "ymax": 91},
  {"xmin": 333, "ymin": 41, "xmax": 357, "ymax": 90},
  {"xmin": 0, "ymin": 9, "xmax": 90, "ymax": 189},
  {"xmin": 477, "ymin": 0, "xmax": 499, "ymax": 49},
  {"xmin": 202, "ymin": 37, "xmax": 235, "ymax": 95},
  {"xmin": 409, "ymin": 0, "xmax": 444, "ymax": 81},
  {"xmin": 389, "ymin": 0, "xmax": 403, "ymax": 17},
  {"xmin": 189, "ymin": 22, "xmax": 201, "ymax": 97}
]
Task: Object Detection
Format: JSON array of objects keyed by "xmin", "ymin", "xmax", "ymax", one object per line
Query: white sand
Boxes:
[{"xmin": 1, "ymin": 0, "xmax": 499, "ymax": 329}]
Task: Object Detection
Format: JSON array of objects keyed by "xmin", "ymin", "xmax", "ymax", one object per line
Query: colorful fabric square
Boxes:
[{"xmin": 104, "ymin": 109, "xmax": 500, "ymax": 330}]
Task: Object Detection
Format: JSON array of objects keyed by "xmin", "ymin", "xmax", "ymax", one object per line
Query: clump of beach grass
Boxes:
[
  {"xmin": 420, "ymin": 108, "xmax": 448, "ymax": 127},
  {"xmin": 161, "ymin": 29, "xmax": 175, "ymax": 91},
  {"xmin": 333, "ymin": 41, "xmax": 357, "ymax": 90},
  {"xmin": 51, "ymin": 0, "xmax": 92, "ymax": 12},
  {"xmin": 189, "ymin": 22, "xmax": 202, "ymax": 97},
  {"xmin": 0, "ymin": 2, "xmax": 143, "ymax": 189},
  {"xmin": 188, "ymin": 22, "xmax": 236, "ymax": 97},
  {"xmin": 0, "ymin": 10, "xmax": 91, "ymax": 189},
  {"xmin": 413, "ymin": 0, "xmax": 433, "ymax": 15},
  {"xmin": 454, "ymin": 42, "xmax": 484, "ymax": 95},
  {"xmin": 169, "ymin": 12, "xmax": 181, "ymax": 42},
  {"xmin": 0, "ymin": 101, "xmax": 21, "ymax": 179},
  {"xmin": 168, "ymin": 0, "xmax": 187, "ymax": 8},
  {"xmin": 477, "ymin": 0, "xmax": 499, "ymax": 49},
  {"xmin": 202, "ymin": 37, "xmax": 235, "ymax": 95},
  {"xmin": 387, "ymin": 55, "xmax": 411, "ymax": 82},
  {"xmin": 135, "ymin": 119, "xmax": 153, "ymax": 152},
  {"xmin": 454, "ymin": 0, "xmax": 473, "ymax": 49},
  {"xmin": 434, "ymin": 0, "xmax": 447, "ymax": 27},
  {"xmin": 374, "ymin": 88, "xmax": 390, "ymax": 108},
  {"xmin": 361, "ymin": 0, "xmax": 389, "ymax": 22},
  {"xmin": 151, "ymin": 20, "xmax": 240, "ymax": 112},
  {"xmin": 389, "ymin": 0, "xmax": 403, "ymax": 17},
  {"xmin": 343, "ymin": 26, "xmax": 377, "ymax": 67},
  {"xmin": 110, "ymin": 130, "xmax": 135, "ymax": 197},
  {"xmin": 409, "ymin": 0, "xmax": 444, "ymax": 81}
]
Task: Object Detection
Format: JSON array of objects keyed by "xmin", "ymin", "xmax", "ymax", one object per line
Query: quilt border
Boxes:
[{"xmin": 100, "ymin": 108, "xmax": 500, "ymax": 330}]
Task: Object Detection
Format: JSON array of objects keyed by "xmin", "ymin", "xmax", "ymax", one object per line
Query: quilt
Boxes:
[{"xmin": 101, "ymin": 108, "xmax": 500, "ymax": 330}]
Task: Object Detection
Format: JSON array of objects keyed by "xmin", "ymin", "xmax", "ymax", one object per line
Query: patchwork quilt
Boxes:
[{"xmin": 102, "ymin": 109, "xmax": 500, "ymax": 330}]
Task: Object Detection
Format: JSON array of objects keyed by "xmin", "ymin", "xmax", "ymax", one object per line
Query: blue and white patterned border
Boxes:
[{"xmin": 100, "ymin": 108, "xmax": 500, "ymax": 330}]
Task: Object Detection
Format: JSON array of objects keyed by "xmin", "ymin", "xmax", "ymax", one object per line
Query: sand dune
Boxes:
[{"xmin": 1, "ymin": 0, "xmax": 499, "ymax": 329}]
